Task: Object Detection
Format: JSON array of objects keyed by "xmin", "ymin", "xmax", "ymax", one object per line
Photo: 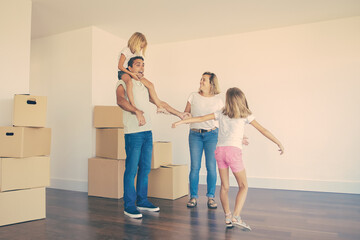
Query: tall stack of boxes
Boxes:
[
  {"xmin": 89, "ymin": 106, "xmax": 188, "ymax": 200},
  {"xmin": 0, "ymin": 94, "xmax": 51, "ymax": 226},
  {"xmin": 88, "ymin": 106, "xmax": 126, "ymax": 199}
]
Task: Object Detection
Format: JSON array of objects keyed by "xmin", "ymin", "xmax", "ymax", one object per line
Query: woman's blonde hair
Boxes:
[
  {"xmin": 222, "ymin": 87, "xmax": 252, "ymax": 118},
  {"xmin": 128, "ymin": 32, "xmax": 147, "ymax": 56},
  {"xmin": 199, "ymin": 72, "xmax": 220, "ymax": 95}
]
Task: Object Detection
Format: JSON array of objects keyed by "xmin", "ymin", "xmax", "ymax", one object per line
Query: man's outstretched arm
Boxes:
[{"xmin": 149, "ymin": 93, "xmax": 189, "ymax": 119}]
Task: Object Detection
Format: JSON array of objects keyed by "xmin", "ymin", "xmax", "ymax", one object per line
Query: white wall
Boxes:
[
  {"xmin": 30, "ymin": 17, "xmax": 360, "ymax": 194},
  {"xmin": 30, "ymin": 27, "xmax": 93, "ymax": 191},
  {"xmin": 92, "ymin": 27, "xmax": 126, "ymax": 106},
  {"xmin": 146, "ymin": 16, "xmax": 360, "ymax": 193},
  {"xmin": 30, "ymin": 27, "xmax": 125, "ymax": 191},
  {"xmin": 0, "ymin": 0, "xmax": 31, "ymax": 125}
]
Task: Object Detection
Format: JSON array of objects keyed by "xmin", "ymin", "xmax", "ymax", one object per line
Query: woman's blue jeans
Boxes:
[
  {"xmin": 123, "ymin": 131, "xmax": 153, "ymax": 209},
  {"xmin": 188, "ymin": 128, "xmax": 218, "ymax": 199}
]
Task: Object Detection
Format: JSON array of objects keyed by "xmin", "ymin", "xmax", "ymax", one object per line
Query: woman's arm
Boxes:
[
  {"xmin": 180, "ymin": 101, "xmax": 192, "ymax": 119},
  {"xmin": 250, "ymin": 120, "xmax": 284, "ymax": 154},
  {"xmin": 172, "ymin": 113, "xmax": 215, "ymax": 128},
  {"xmin": 184, "ymin": 101, "xmax": 191, "ymax": 114}
]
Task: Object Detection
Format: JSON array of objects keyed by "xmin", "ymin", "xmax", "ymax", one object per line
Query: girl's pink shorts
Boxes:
[{"xmin": 214, "ymin": 146, "xmax": 245, "ymax": 173}]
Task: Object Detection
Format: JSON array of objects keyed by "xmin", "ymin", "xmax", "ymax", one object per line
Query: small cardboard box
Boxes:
[
  {"xmin": 88, "ymin": 157, "xmax": 125, "ymax": 199},
  {"xmin": 0, "ymin": 156, "xmax": 50, "ymax": 192},
  {"xmin": 96, "ymin": 128, "xmax": 126, "ymax": 159},
  {"xmin": 152, "ymin": 141, "xmax": 172, "ymax": 169},
  {"xmin": 0, "ymin": 127, "xmax": 51, "ymax": 158},
  {"xmin": 148, "ymin": 164, "xmax": 188, "ymax": 200},
  {"xmin": 0, "ymin": 187, "xmax": 46, "ymax": 227},
  {"xmin": 13, "ymin": 94, "xmax": 47, "ymax": 127},
  {"xmin": 93, "ymin": 106, "xmax": 123, "ymax": 128}
]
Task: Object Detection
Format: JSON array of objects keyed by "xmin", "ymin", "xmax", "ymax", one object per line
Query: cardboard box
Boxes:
[
  {"xmin": 93, "ymin": 106, "xmax": 123, "ymax": 128},
  {"xmin": 0, "ymin": 188, "xmax": 46, "ymax": 226},
  {"xmin": 96, "ymin": 128, "xmax": 126, "ymax": 159},
  {"xmin": 0, "ymin": 127, "xmax": 51, "ymax": 158},
  {"xmin": 152, "ymin": 141, "xmax": 172, "ymax": 169},
  {"xmin": 13, "ymin": 94, "xmax": 47, "ymax": 127},
  {"xmin": 88, "ymin": 157, "xmax": 125, "ymax": 199},
  {"xmin": 148, "ymin": 164, "xmax": 188, "ymax": 200},
  {"xmin": 0, "ymin": 156, "xmax": 50, "ymax": 192}
]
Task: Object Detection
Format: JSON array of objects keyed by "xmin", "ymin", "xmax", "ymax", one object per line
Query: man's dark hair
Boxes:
[{"xmin": 128, "ymin": 56, "xmax": 144, "ymax": 68}]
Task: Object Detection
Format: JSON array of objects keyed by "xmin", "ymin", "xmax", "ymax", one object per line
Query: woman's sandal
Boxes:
[
  {"xmin": 232, "ymin": 215, "xmax": 252, "ymax": 231},
  {"xmin": 207, "ymin": 198, "xmax": 218, "ymax": 209},
  {"xmin": 225, "ymin": 213, "xmax": 233, "ymax": 228},
  {"xmin": 186, "ymin": 198, "xmax": 197, "ymax": 208}
]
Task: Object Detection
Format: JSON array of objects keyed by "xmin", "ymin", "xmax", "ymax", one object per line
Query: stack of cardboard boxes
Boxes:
[
  {"xmin": 0, "ymin": 94, "xmax": 51, "ymax": 226},
  {"xmin": 88, "ymin": 106, "xmax": 126, "ymax": 199},
  {"xmin": 147, "ymin": 142, "xmax": 189, "ymax": 200},
  {"xmin": 89, "ymin": 106, "xmax": 188, "ymax": 200}
]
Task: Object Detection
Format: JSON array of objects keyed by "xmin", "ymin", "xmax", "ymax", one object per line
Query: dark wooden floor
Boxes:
[{"xmin": 0, "ymin": 186, "xmax": 359, "ymax": 240}]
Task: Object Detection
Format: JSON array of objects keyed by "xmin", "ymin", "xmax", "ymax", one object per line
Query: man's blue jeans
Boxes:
[
  {"xmin": 188, "ymin": 128, "xmax": 218, "ymax": 199},
  {"xmin": 123, "ymin": 131, "xmax": 153, "ymax": 209}
]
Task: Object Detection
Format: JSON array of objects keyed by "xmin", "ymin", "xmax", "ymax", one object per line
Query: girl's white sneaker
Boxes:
[{"xmin": 232, "ymin": 216, "xmax": 252, "ymax": 231}]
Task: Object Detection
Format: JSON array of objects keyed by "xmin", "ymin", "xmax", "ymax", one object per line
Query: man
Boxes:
[{"xmin": 116, "ymin": 56, "xmax": 187, "ymax": 219}]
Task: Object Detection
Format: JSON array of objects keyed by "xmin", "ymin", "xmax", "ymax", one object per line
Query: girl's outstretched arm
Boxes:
[
  {"xmin": 250, "ymin": 120, "xmax": 284, "ymax": 154},
  {"xmin": 172, "ymin": 113, "xmax": 215, "ymax": 128}
]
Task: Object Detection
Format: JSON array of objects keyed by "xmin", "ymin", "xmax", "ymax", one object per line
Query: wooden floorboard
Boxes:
[{"xmin": 0, "ymin": 186, "xmax": 359, "ymax": 240}]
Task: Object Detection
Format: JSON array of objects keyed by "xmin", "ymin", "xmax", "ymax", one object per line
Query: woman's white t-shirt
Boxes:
[
  {"xmin": 187, "ymin": 92, "xmax": 224, "ymax": 130},
  {"xmin": 214, "ymin": 110, "xmax": 255, "ymax": 149},
  {"xmin": 119, "ymin": 47, "xmax": 142, "ymax": 69}
]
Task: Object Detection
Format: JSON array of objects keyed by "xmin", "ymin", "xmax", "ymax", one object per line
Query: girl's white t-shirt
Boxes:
[
  {"xmin": 119, "ymin": 47, "xmax": 142, "ymax": 69},
  {"xmin": 187, "ymin": 92, "xmax": 224, "ymax": 130},
  {"xmin": 214, "ymin": 110, "xmax": 255, "ymax": 149}
]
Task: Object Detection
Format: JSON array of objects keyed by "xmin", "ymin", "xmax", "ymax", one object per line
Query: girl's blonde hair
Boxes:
[
  {"xmin": 128, "ymin": 32, "xmax": 147, "ymax": 56},
  {"xmin": 222, "ymin": 87, "xmax": 252, "ymax": 118},
  {"xmin": 200, "ymin": 72, "xmax": 221, "ymax": 95}
]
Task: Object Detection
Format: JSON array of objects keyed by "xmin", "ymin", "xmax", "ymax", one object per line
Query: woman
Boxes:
[{"xmin": 184, "ymin": 72, "xmax": 223, "ymax": 209}]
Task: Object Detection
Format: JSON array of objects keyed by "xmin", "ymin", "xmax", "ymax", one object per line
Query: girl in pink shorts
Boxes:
[{"xmin": 172, "ymin": 87, "xmax": 284, "ymax": 231}]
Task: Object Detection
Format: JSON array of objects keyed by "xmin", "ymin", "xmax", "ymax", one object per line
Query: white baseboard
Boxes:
[
  {"xmin": 50, "ymin": 178, "xmax": 88, "ymax": 192},
  {"xmin": 199, "ymin": 175, "xmax": 360, "ymax": 194},
  {"xmin": 50, "ymin": 176, "xmax": 360, "ymax": 194}
]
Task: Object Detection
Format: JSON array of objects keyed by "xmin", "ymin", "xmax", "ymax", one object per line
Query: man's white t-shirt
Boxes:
[
  {"xmin": 214, "ymin": 110, "xmax": 255, "ymax": 149},
  {"xmin": 119, "ymin": 47, "xmax": 142, "ymax": 69},
  {"xmin": 116, "ymin": 79, "xmax": 152, "ymax": 134},
  {"xmin": 187, "ymin": 92, "xmax": 224, "ymax": 130}
]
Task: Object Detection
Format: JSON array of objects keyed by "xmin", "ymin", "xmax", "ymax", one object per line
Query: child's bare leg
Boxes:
[
  {"xmin": 232, "ymin": 169, "xmax": 248, "ymax": 217},
  {"xmin": 122, "ymin": 73, "xmax": 136, "ymax": 107},
  {"xmin": 140, "ymin": 78, "xmax": 168, "ymax": 113},
  {"xmin": 219, "ymin": 168, "xmax": 231, "ymax": 215}
]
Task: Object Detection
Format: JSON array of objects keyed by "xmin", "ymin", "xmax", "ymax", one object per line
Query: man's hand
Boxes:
[{"xmin": 135, "ymin": 110, "xmax": 146, "ymax": 126}]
